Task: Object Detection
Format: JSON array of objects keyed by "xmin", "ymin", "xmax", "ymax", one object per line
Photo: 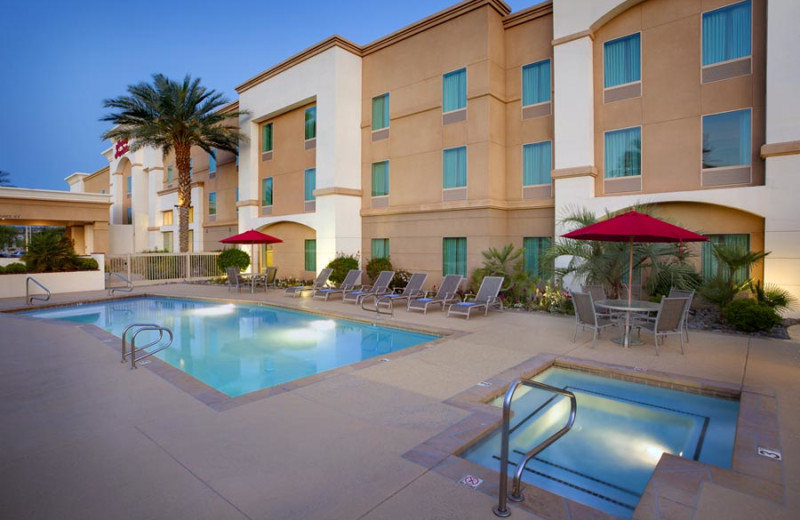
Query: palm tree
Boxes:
[
  {"xmin": 101, "ymin": 74, "xmax": 247, "ymax": 252},
  {"xmin": 0, "ymin": 170, "xmax": 13, "ymax": 187}
]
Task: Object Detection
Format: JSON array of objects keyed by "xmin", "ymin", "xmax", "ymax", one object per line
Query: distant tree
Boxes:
[
  {"xmin": 0, "ymin": 226, "xmax": 17, "ymax": 249},
  {"xmin": 0, "ymin": 170, "xmax": 13, "ymax": 187},
  {"xmin": 101, "ymin": 74, "xmax": 247, "ymax": 252}
]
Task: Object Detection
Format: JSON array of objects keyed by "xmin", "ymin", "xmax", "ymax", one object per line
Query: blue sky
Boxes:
[{"xmin": 0, "ymin": 0, "xmax": 534, "ymax": 191}]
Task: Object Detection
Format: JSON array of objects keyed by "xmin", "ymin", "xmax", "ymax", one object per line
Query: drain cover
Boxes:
[
  {"xmin": 757, "ymin": 447, "xmax": 782, "ymax": 460},
  {"xmin": 459, "ymin": 475, "xmax": 483, "ymax": 488},
  {"xmin": 476, "ymin": 381, "xmax": 492, "ymax": 388}
]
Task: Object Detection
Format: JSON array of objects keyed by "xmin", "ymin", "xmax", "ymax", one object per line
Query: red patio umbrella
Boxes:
[{"xmin": 220, "ymin": 229, "xmax": 283, "ymax": 273}]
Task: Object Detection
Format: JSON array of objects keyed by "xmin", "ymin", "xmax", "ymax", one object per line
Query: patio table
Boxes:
[
  {"xmin": 241, "ymin": 273, "xmax": 266, "ymax": 293},
  {"xmin": 595, "ymin": 299, "xmax": 659, "ymax": 349}
]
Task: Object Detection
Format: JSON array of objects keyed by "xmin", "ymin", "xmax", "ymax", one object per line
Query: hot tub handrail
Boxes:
[
  {"xmin": 26, "ymin": 276, "xmax": 51, "ymax": 305},
  {"xmin": 493, "ymin": 379, "xmax": 577, "ymax": 517}
]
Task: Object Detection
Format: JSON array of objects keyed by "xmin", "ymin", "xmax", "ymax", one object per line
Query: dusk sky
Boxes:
[{"xmin": 0, "ymin": 0, "xmax": 534, "ymax": 191}]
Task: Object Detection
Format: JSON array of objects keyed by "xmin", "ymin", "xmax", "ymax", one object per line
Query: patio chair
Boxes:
[
  {"xmin": 582, "ymin": 284, "xmax": 614, "ymax": 320},
  {"xmin": 254, "ymin": 266, "xmax": 279, "ymax": 290},
  {"xmin": 373, "ymin": 273, "xmax": 428, "ymax": 311},
  {"xmin": 447, "ymin": 276, "xmax": 504, "ymax": 320},
  {"xmin": 407, "ymin": 274, "xmax": 462, "ymax": 314},
  {"xmin": 632, "ymin": 296, "xmax": 689, "ymax": 356},
  {"xmin": 285, "ymin": 268, "xmax": 332, "ymax": 297},
  {"xmin": 668, "ymin": 288, "xmax": 695, "ymax": 343},
  {"xmin": 226, "ymin": 267, "xmax": 246, "ymax": 293},
  {"xmin": 314, "ymin": 269, "xmax": 362, "ymax": 301},
  {"xmin": 343, "ymin": 270, "xmax": 394, "ymax": 304},
  {"xmin": 571, "ymin": 291, "xmax": 618, "ymax": 348},
  {"xmin": 623, "ymin": 283, "xmax": 643, "ymax": 300}
]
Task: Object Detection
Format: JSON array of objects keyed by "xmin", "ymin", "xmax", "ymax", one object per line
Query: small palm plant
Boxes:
[
  {"xmin": 470, "ymin": 243, "xmax": 533, "ymax": 302},
  {"xmin": 699, "ymin": 243, "xmax": 769, "ymax": 308},
  {"xmin": 24, "ymin": 229, "xmax": 78, "ymax": 272}
]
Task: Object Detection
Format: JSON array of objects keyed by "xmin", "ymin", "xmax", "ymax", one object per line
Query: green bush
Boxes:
[
  {"xmin": 25, "ymin": 229, "xmax": 79, "ymax": 272},
  {"xmin": 365, "ymin": 256, "xmax": 392, "ymax": 284},
  {"xmin": 4, "ymin": 262, "xmax": 26, "ymax": 274},
  {"xmin": 391, "ymin": 269, "xmax": 411, "ymax": 290},
  {"xmin": 75, "ymin": 258, "xmax": 99, "ymax": 271},
  {"xmin": 0, "ymin": 265, "xmax": 4, "ymax": 274},
  {"xmin": 217, "ymin": 248, "xmax": 250, "ymax": 272},
  {"xmin": 722, "ymin": 299, "xmax": 782, "ymax": 333},
  {"xmin": 326, "ymin": 252, "xmax": 360, "ymax": 286}
]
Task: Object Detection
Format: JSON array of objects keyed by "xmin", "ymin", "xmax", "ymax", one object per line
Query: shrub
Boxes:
[
  {"xmin": 75, "ymin": 258, "xmax": 99, "ymax": 271},
  {"xmin": 365, "ymin": 256, "xmax": 392, "ymax": 284},
  {"xmin": 722, "ymin": 299, "xmax": 782, "ymax": 333},
  {"xmin": 391, "ymin": 269, "xmax": 411, "ymax": 290},
  {"xmin": 326, "ymin": 252, "xmax": 360, "ymax": 286},
  {"xmin": 0, "ymin": 265, "xmax": 4, "ymax": 274},
  {"xmin": 4, "ymin": 262, "xmax": 26, "ymax": 274},
  {"xmin": 750, "ymin": 280, "xmax": 796, "ymax": 313},
  {"xmin": 217, "ymin": 248, "xmax": 250, "ymax": 273},
  {"xmin": 24, "ymin": 229, "xmax": 79, "ymax": 272}
]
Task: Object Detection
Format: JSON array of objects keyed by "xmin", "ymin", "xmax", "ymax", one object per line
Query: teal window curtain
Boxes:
[
  {"xmin": 702, "ymin": 234, "xmax": 750, "ymax": 282},
  {"xmin": 261, "ymin": 177, "xmax": 273, "ymax": 206},
  {"xmin": 702, "ymin": 109, "xmax": 751, "ymax": 168},
  {"xmin": 235, "ymin": 146, "xmax": 239, "ymax": 166},
  {"xmin": 523, "ymin": 237, "xmax": 552, "ymax": 279},
  {"xmin": 209, "ymin": 151, "xmax": 216, "ymax": 173},
  {"xmin": 522, "ymin": 59, "xmax": 551, "ymax": 106},
  {"xmin": 604, "ymin": 33, "xmax": 641, "ymax": 88},
  {"xmin": 236, "ymin": 187, "xmax": 239, "ymax": 213},
  {"xmin": 372, "ymin": 94, "xmax": 389, "ymax": 130},
  {"xmin": 442, "ymin": 68, "xmax": 466, "ymax": 112},
  {"xmin": 190, "ymin": 158, "xmax": 193, "ymax": 177},
  {"xmin": 208, "ymin": 192, "xmax": 217, "ymax": 215},
  {"xmin": 443, "ymin": 237, "xmax": 467, "ymax": 276},
  {"xmin": 371, "ymin": 161, "xmax": 389, "ymax": 196},
  {"xmin": 703, "ymin": 1, "xmax": 751, "ymax": 66},
  {"xmin": 305, "ymin": 107, "xmax": 316, "ymax": 140},
  {"xmin": 126, "ymin": 176, "xmax": 132, "ymax": 193},
  {"xmin": 443, "ymin": 146, "xmax": 467, "ymax": 189},
  {"xmin": 522, "ymin": 141, "xmax": 552, "ymax": 186},
  {"xmin": 304, "ymin": 168, "xmax": 316, "ymax": 201},
  {"xmin": 126, "ymin": 207, "xmax": 132, "ymax": 225},
  {"xmin": 605, "ymin": 127, "xmax": 641, "ymax": 178},
  {"xmin": 304, "ymin": 239, "xmax": 316, "ymax": 271},
  {"xmin": 371, "ymin": 238, "xmax": 389, "ymax": 259},
  {"xmin": 262, "ymin": 123, "xmax": 273, "ymax": 152},
  {"xmin": 166, "ymin": 166, "xmax": 173, "ymax": 184}
]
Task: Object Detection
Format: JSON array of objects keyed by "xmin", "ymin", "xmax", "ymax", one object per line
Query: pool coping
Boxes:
[{"xmin": 402, "ymin": 354, "xmax": 785, "ymax": 520}]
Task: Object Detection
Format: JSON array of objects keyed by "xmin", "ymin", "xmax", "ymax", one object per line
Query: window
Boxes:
[
  {"xmin": 372, "ymin": 239, "xmax": 390, "ymax": 259},
  {"xmin": 235, "ymin": 146, "xmax": 239, "ymax": 166},
  {"xmin": 262, "ymin": 122, "xmax": 274, "ymax": 152},
  {"xmin": 522, "ymin": 141, "xmax": 552, "ymax": 186},
  {"xmin": 190, "ymin": 158, "xmax": 194, "ymax": 177},
  {"xmin": 162, "ymin": 231, "xmax": 173, "ymax": 252},
  {"xmin": 188, "ymin": 230, "xmax": 194, "ymax": 253},
  {"xmin": 443, "ymin": 147, "xmax": 467, "ymax": 189},
  {"xmin": 236, "ymin": 187, "xmax": 239, "ymax": 213},
  {"xmin": 442, "ymin": 68, "xmax": 466, "ymax": 112},
  {"xmin": 304, "ymin": 239, "xmax": 316, "ymax": 271},
  {"xmin": 604, "ymin": 127, "xmax": 641, "ymax": 178},
  {"xmin": 208, "ymin": 192, "xmax": 217, "ymax": 215},
  {"xmin": 703, "ymin": 1, "xmax": 751, "ymax": 66},
  {"xmin": 604, "ymin": 33, "xmax": 641, "ymax": 88},
  {"xmin": 522, "ymin": 59, "xmax": 551, "ymax": 106},
  {"xmin": 304, "ymin": 169, "xmax": 316, "ymax": 201},
  {"xmin": 702, "ymin": 109, "xmax": 751, "ymax": 169},
  {"xmin": 162, "ymin": 210, "xmax": 173, "ymax": 226},
  {"xmin": 166, "ymin": 166, "xmax": 173, "ymax": 184},
  {"xmin": 126, "ymin": 207, "xmax": 132, "ymax": 225},
  {"xmin": 188, "ymin": 207, "xmax": 194, "ymax": 222},
  {"xmin": 371, "ymin": 161, "xmax": 389, "ymax": 197},
  {"xmin": 523, "ymin": 237, "xmax": 551, "ymax": 279},
  {"xmin": 261, "ymin": 177, "xmax": 273, "ymax": 206},
  {"xmin": 372, "ymin": 94, "xmax": 389, "ymax": 130},
  {"xmin": 305, "ymin": 107, "xmax": 316, "ymax": 140},
  {"xmin": 126, "ymin": 176, "xmax": 132, "ymax": 194},
  {"xmin": 702, "ymin": 234, "xmax": 750, "ymax": 282},
  {"xmin": 209, "ymin": 151, "xmax": 216, "ymax": 174},
  {"xmin": 443, "ymin": 237, "xmax": 467, "ymax": 276}
]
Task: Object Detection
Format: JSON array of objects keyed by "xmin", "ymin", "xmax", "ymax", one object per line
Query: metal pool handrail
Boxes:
[
  {"xmin": 493, "ymin": 379, "xmax": 577, "ymax": 517},
  {"xmin": 106, "ymin": 272, "xmax": 134, "ymax": 296},
  {"xmin": 121, "ymin": 323, "xmax": 174, "ymax": 369},
  {"xmin": 26, "ymin": 276, "xmax": 51, "ymax": 305}
]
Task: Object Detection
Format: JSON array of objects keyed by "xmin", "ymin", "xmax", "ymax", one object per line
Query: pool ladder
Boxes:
[
  {"xmin": 121, "ymin": 323, "xmax": 174, "ymax": 369},
  {"xmin": 493, "ymin": 379, "xmax": 577, "ymax": 517},
  {"xmin": 107, "ymin": 272, "xmax": 134, "ymax": 296},
  {"xmin": 360, "ymin": 294, "xmax": 394, "ymax": 319},
  {"xmin": 26, "ymin": 276, "xmax": 51, "ymax": 305}
]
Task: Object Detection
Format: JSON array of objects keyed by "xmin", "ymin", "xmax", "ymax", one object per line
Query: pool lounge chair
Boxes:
[
  {"xmin": 407, "ymin": 274, "xmax": 462, "ymax": 314},
  {"xmin": 571, "ymin": 291, "xmax": 617, "ymax": 348},
  {"xmin": 447, "ymin": 276, "xmax": 504, "ymax": 320},
  {"xmin": 314, "ymin": 269, "xmax": 362, "ymax": 301},
  {"xmin": 285, "ymin": 268, "xmax": 332, "ymax": 297},
  {"xmin": 343, "ymin": 270, "xmax": 394, "ymax": 304},
  {"xmin": 373, "ymin": 273, "xmax": 428, "ymax": 311}
]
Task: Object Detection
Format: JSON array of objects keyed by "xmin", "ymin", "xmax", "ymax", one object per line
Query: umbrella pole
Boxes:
[{"xmin": 625, "ymin": 238, "xmax": 634, "ymax": 349}]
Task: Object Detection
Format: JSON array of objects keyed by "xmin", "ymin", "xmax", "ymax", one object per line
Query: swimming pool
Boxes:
[
  {"xmin": 24, "ymin": 297, "xmax": 438, "ymax": 397},
  {"xmin": 462, "ymin": 367, "xmax": 739, "ymax": 518}
]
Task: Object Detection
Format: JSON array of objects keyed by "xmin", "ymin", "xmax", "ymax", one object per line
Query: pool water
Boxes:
[
  {"xmin": 24, "ymin": 297, "xmax": 438, "ymax": 397},
  {"xmin": 462, "ymin": 367, "xmax": 739, "ymax": 518}
]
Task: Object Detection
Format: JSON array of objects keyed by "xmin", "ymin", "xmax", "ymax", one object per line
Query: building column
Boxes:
[{"xmin": 131, "ymin": 162, "xmax": 149, "ymax": 252}]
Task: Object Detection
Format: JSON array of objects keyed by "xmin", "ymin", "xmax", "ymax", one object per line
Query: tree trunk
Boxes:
[{"xmin": 175, "ymin": 144, "xmax": 192, "ymax": 253}]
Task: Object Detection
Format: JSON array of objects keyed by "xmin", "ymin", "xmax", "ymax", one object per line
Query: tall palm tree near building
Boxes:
[
  {"xmin": 101, "ymin": 74, "xmax": 246, "ymax": 252},
  {"xmin": 0, "ymin": 170, "xmax": 13, "ymax": 186}
]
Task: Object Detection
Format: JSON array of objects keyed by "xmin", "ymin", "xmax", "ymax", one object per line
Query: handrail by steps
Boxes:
[
  {"xmin": 360, "ymin": 294, "xmax": 394, "ymax": 318},
  {"xmin": 493, "ymin": 379, "xmax": 577, "ymax": 517},
  {"xmin": 26, "ymin": 277, "xmax": 51, "ymax": 305},
  {"xmin": 107, "ymin": 272, "xmax": 134, "ymax": 296},
  {"xmin": 121, "ymin": 323, "xmax": 173, "ymax": 369}
]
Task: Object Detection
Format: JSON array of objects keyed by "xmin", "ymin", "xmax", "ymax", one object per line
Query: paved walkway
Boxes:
[{"xmin": 1, "ymin": 283, "xmax": 798, "ymax": 519}]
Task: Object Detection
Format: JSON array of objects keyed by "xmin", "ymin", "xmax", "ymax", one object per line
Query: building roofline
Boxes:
[
  {"xmin": 502, "ymin": 1, "xmax": 552, "ymax": 29},
  {"xmin": 0, "ymin": 186, "xmax": 111, "ymax": 204}
]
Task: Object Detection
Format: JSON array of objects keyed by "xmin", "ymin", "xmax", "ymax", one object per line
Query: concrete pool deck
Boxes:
[{"xmin": 1, "ymin": 283, "xmax": 798, "ymax": 520}]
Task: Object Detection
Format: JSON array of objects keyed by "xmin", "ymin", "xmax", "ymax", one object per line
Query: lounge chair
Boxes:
[
  {"xmin": 226, "ymin": 267, "xmax": 246, "ymax": 293},
  {"xmin": 285, "ymin": 268, "xmax": 332, "ymax": 297},
  {"xmin": 343, "ymin": 270, "xmax": 394, "ymax": 304},
  {"xmin": 668, "ymin": 288, "xmax": 695, "ymax": 343},
  {"xmin": 447, "ymin": 276, "xmax": 504, "ymax": 320},
  {"xmin": 632, "ymin": 296, "xmax": 689, "ymax": 355},
  {"xmin": 373, "ymin": 273, "xmax": 428, "ymax": 311},
  {"xmin": 314, "ymin": 269, "xmax": 362, "ymax": 301},
  {"xmin": 407, "ymin": 274, "xmax": 462, "ymax": 314},
  {"xmin": 571, "ymin": 291, "xmax": 618, "ymax": 348}
]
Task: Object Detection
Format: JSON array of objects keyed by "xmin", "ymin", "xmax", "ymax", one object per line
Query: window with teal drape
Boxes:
[
  {"xmin": 522, "ymin": 59, "xmax": 551, "ymax": 106},
  {"xmin": 443, "ymin": 147, "xmax": 467, "ymax": 189},
  {"xmin": 166, "ymin": 166, "xmax": 173, "ymax": 184},
  {"xmin": 261, "ymin": 177, "xmax": 273, "ymax": 206},
  {"xmin": 523, "ymin": 237, "xmax": 551, "ymax": 279},
  {"xmin": 236, "ymin": 187, "xmax": 239, "ymax": 213},
  {"xmin": 126, "ymin": 176, "xmax": 132, "ymax": 193},
  {"xmin": 604, "ymin": 127, "xmax": 641, "ymax": 178},
  {"xmin": 190, "ymin": 158, "xmax": 193, "ymax": 177},
  {"xmin": 304, "ymin": 168, "xmax": 316, "ymax": 201},
  {"xmin": 702, "ymin": 234, "xmax": 750, "ymax": 282},
  {"xmin": 442, "ymin": 68, "xmax": 466, "ymax": 112},
  {"xmin": 372, "ymin": 94, "xmax": 389, "ymax": 130},
  {"xmin": 604, "ymin": 33, "xmax": 641, "ymax": 88},
  {"xmin": 305, "ymin": 107, "xmax": 316, "ymax": 140},
  {"xmin": 703, "ymin": 1, "xmax": 751, "ymax": 66},
  {"xmin": 209, "ymin": 151, "xmax": 216, "ymax": 173},
  {"xmin": 262, "ymin": 123, "xmax": 273, "ymax": 152},
  {"xmin": 522, "ymin": 141, "xmax": 552, "ymax": 186},
  {"xmin": 371, "ymin": 161, "xmax": 389, "ymax": 196},
  {"xmin": 702, "ymin": 109, "xmax": 751, "ymax": 168},
  {"xmin": 305, "ymin": 239, "xmax": 316, "ymax": 271},
  {"xmin": 371, "ymin": 238, "xmax": 389, "ymax": 259},
  {"xmin": 126, "ymin": 207, "xmax": 132, "ymax": 225},
  {"xmin": 208, "ymin": 192, "xmax": 217, "ymax": 215},
  {"xmin": 443, "ymin": 237, "xmax": 467, "ymax": 276}
]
